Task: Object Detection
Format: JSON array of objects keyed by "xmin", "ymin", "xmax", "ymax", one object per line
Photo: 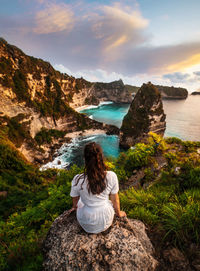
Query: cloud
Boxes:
[
  {"xmin": 163, "ymin": 72, "xmax": 191, "ymax": 83},
  {"xmin": 54, "ymin": 64, "xmax": 131, "ymax": 83},
  {"xmin": 33, "ymin": 3, "xmax": 74, "ymax": 34},
  {"xmin": 162, "ymin": 71, "xmax": 200, "ymax": 90},
  {"xmin": 194, "ymin": 71, "xmax": 200, "ymax": 77},
  {"xmin": 94, "ymin": 4, "xmax": 149, "ymax": 53},
  {"xmin": 166, "ymin": 53, "xmax": 200, "ymax": 72}
]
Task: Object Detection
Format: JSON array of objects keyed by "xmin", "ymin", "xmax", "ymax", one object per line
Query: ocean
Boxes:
[{"xmin": 42, "ymin": 95, "xmax": 200, "ymax": 169}]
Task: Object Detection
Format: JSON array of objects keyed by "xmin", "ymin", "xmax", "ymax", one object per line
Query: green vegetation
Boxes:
[
  {"xmin": 0, "ymin": 132, "xmax": 200, "ymax": 270},
  {"xmin": 13, "ymin": 70, "xmax": 31, "ymax": 102},
  {"xmin": 124, "ymin": 84, "xmax": 140, "ymax": 94},
  {"xmin": 0, "ymin": 115, "xmax": 32, "ymax": 148},
  {"xmin": 35, "ymin": 128, "xmax": 66, "ymax": 146}
]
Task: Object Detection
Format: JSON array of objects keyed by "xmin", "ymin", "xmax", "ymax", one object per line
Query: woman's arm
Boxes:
[
  {"xmin": 72, "ymin": 196, "xmax": 80, "ymax": 209},
  {"xmin": 110, "ymin": 193, "xmax": 126, "ymax": 217}
]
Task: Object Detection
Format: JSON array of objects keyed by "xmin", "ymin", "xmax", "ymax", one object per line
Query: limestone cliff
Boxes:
[
  {"xmin": 154, "ymin": 85, "xmax": 188, "ymax": 99},
  {"xmin": 127, "ymin": 84, "xmax": 188, "ymax": 99},
  {"xmin": 119, "ymin": 83, "xmax": 166, "ymax": 148},
  {"xmin": 70, "ymin": 79, "xmax": 132, "ymax": 108},
  {"xmin": 191, "ymin": 91, "xmax": 200, "ymax": 95},
  {"xmin": 43, "ymin": 210, "xmax": 158, "ymax": 271},
  {"xmin": 0, "ymin": 38, "xmax": 119, "ymax": 163}
]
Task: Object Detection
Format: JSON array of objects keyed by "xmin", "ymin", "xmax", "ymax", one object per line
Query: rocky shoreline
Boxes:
[{"xmin": 39, "ymin": 128, "xmax": 109, "ymax": 169}]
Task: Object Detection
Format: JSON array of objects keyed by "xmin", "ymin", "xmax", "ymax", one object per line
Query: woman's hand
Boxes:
[
  {"xmin": 116, "ymin": 210, "xmax": 127, "ymax": 217},
  {"xmin": 69, "ymin": 207, "xmax": 76, "ymax": 212},
  {"xmin": 110, "ymin": 193, "xmax": 127, "ymax": 217}
]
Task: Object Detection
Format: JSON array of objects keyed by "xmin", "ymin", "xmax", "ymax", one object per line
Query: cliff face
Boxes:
[
  {"xmin": 120, "ymin": 83, "xmax": 166, "ymax": 148},
  {"xmin": 191, "ymin": 91, "xmax": 200, "ymax": 95},
  {"xmin": 0, "ymin": 38, "xmax": 120, "ymax": 163},
  {"xmin": 128, "ymin": 84, "xmax": 188, "ymax": 99},
  {"xmin": 155, "ymin": 85, "xmax": 188, "ymax": 99},
  {"xmin": 69, "ymin": 79, "xmax": 132, "ymax": 108}
]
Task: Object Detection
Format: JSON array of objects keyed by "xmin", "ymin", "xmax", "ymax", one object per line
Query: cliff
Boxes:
[
  {"xmin": 155, "ymin": 85, "xmax": 188, "ymax": 99},
  {"xmin": 127, "ymin": 84, "xmax": 188, "ymax": 99},
  {"xmin": 0, "ymin": 38, "xmax": 119, "ymax": 163},
  {"xmin": 69, "ymin": 79, "xmax": 132, "ymax": 108},
  {"xmin": 191, "ymin": 91, "xmax": 200, "ymax": 95},
  {"xmin": 120, "ymin": 83, "xmax": 166, "ymax": 148}
]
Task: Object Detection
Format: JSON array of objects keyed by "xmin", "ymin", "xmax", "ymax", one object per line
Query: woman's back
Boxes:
[
  {"xmin": 70, "ymin": 171, "xmax": 119, "ymax": 206},
  {"xmin": 70, "ymin": 170, "xmax": 119, "ymax": 233}
]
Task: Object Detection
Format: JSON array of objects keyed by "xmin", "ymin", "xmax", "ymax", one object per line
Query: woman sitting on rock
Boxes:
[{"xmin": 70, "ymin": 142, "xmax": 126, "ymax": 234}]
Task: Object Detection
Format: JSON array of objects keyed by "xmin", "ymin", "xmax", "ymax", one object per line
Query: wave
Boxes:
[
  {"xmin": 41, "ymin": 133, "xmax": 120, "ymax": 170},
  {"xmin": 40, "ymin": 157, "xmax": 69, "ymax": 171},
  {"xmin": 99, "ymin": 101, "xmax": 113, "ymax": 106},
  {"xmin": 80, "ymin": 101, "xmax": 114, "ymax": 112}
]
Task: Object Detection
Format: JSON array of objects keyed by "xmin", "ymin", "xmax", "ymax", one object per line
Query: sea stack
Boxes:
[{"xmin": 119, "ymin": 82, "xmax": 166, "ymax": 148}]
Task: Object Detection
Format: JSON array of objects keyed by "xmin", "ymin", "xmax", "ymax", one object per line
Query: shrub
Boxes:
[{"xmin": 35, "ymin": 128, "xmax": 66, "ymax": 146}]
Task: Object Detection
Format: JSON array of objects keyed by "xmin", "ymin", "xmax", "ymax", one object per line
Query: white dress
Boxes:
[{"xmin": 70, "ymin": 171, "xmax": 119, "ymax": 234}]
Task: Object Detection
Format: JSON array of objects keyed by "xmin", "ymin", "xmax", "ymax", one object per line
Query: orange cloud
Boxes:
[
  {"xmin": 33, "ymin": 3, "xmax": 74, "ymax": 34},
  {"xmin": 90, "ymin": 3, "xmax": 149, "ymax": 62},
  {"xmin": 105, "ymin": 35, "xmax": 128, "ymax": 51},
  {"xmin": 167, "ymin": 53, "xmax": 200, "ymax": 72}
]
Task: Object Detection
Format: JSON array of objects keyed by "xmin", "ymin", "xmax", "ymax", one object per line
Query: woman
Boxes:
[{"xmin": 70, "ymin": 142, "xmax": 126, "ymax": 234}]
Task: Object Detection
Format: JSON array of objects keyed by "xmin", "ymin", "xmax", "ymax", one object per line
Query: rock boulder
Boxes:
[{"xmin": 43, "ymin": 210, "xmax": 158, "ymax": 271}]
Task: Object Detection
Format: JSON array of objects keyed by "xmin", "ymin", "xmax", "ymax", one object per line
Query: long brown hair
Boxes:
[{"xmin": 75, "ymin": 142, "xmax": 107, "ymax": 194}]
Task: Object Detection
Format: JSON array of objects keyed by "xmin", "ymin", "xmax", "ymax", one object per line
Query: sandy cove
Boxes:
[{"xmin": 65, "ymin": 129, "xmax": 106, "ymax": 139}]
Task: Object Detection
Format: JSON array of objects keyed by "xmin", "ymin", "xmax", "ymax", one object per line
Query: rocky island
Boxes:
[
  {"xmin": 155, "ymin": 85, "xmax": 188, "ymax": 99},
  {"xmin": 128, "ymin": 84, "xmax": 189, "ymax": 99},
  {"xmin": 120, "ymin": 82, "xmax": 166, "ymax": 148},
  {"xmin": 191, "ymin": 91, "xmax": 200, "ymax": 95}
]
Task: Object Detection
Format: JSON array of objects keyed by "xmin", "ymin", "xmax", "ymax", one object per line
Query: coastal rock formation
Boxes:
[
  {"xmin": 0, "ymin": 38, "xmax": 120, "ymax": 163},
  {"xmin": 191, "ymin": 91, "xmax": 200, "ymax": 95},
  {"xmin": 43, "ymin": 211, "xmax": 158, "ymax": 271},
  {"xmin": 155, "ymin": 85, "xmax": 188, "ymax": 99},
  {"xmin": 120, "ymin": 83, "xmax": 166, "ymax": 148},
  {"xmin": 129, "ymin": 84, "xmax": 188, "ymax": 100},
  {"xmin": 70, "ymin": 79, "xmax": 132, "ymax": 108}
]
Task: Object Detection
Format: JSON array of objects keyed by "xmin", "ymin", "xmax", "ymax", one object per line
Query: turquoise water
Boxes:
[
  {"xmin": 42, "ymin": 134, "xmax": 120, "ymax": 169},
  {"xmin": 81, "ymin": 96, "xmax": 200, "ymax": 141},
  {"xmin": 80, "ymin": 103, "xmax": 130, "ymax": 128},
  {"xmin": 44, "ymin": 96, "xmax": 200, "ymax": 168}
]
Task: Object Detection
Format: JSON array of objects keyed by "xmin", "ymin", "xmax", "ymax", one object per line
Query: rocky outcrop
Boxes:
[
  {"xmin": 128, "ymin": 84, "xmax": 188, "ymax": 100},
  {"xmin": 70, "ymin": 79, "xmax": 132, "ymax": 108},
  {"xmin": 43, "ymin": 210, "xmax": 158, "ymax": 271},
  {"xmin": 119, "ymin": 83, "xmax": 166, "ymax": 148},
  {"xmin": 191, "ymin": 91, "xmax": 200, "ymax": 95},
  {"xmin": 155, "ymin": 85, "xmax": 188, "ymax": 99}
]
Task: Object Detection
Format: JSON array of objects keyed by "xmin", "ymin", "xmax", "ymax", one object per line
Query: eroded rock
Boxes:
[
  {"xmin": 43, "ymin": 211, "xmax": 158, "ymax": 271},
  {"xmin": 120, "ymin": 82, "xmax": 166, "ymax": 148}
]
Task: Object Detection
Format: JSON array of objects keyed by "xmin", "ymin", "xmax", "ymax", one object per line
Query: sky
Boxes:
[{"xmin": 0, "ymin": 0, "xmax": 200, "ymax": 92}]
